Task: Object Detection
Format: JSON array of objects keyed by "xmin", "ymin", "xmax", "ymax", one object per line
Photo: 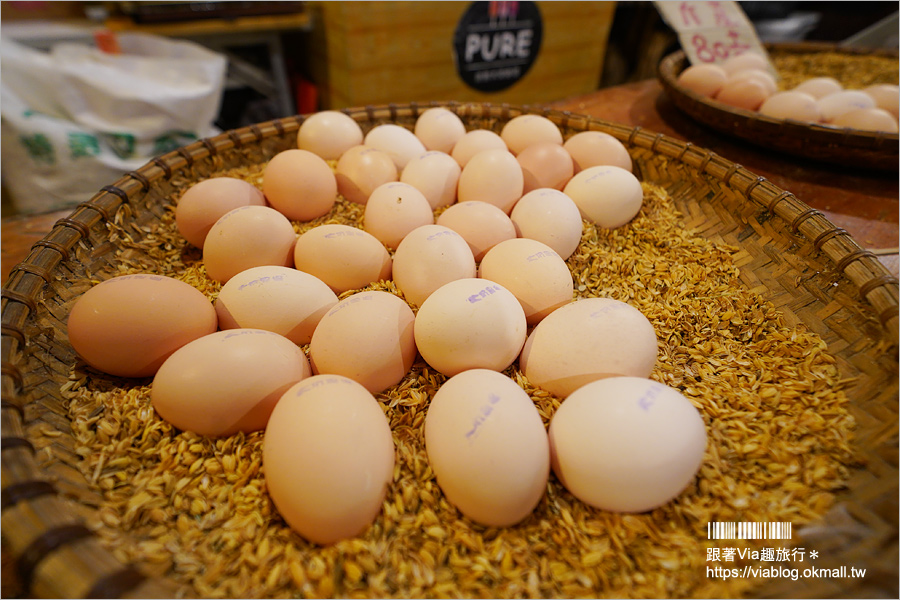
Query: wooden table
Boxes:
[{"xmin": 3, "ymin": 79, "xmax": 898, "ymax": 283}]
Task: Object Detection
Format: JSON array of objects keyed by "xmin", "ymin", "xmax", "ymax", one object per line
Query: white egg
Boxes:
[{"xmin": 549, "ymin": 376, "xmax": 707, "ymax": 513}]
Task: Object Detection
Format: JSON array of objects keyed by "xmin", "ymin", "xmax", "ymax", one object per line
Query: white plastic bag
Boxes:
[{"xmin": 1, "ymin": 33, "xmax": 227, "ymax": 215}]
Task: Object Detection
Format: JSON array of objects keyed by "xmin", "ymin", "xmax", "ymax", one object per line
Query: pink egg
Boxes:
[
  {"xmin": 563, "ymin": 131, "xmax": 632, "ymax": 173},
  {"xmin": 309, "ymin": 291, "xmax": 417, "ymax": 394},
  {"xmin": 414, "ymin": 107, "xmax": 467, "ymax": 154},
  {"xmin": 500, "ymin": 114, "xmax": 563, "ymax": 155},
  {"xmin": 364, "ymin": 124, "xmax": 427, "ymax": 171},
  {"xmin": 831, "ymin": 108, "xmax": 898, "ymax": 133},
  {"xmin": 676, "ymin": 64, "xmax": 727, "ymax": 98},
  {"xmin": 793, "ymin": 77, "xmax": 843, "ymax": 100},
  {"xmin": 215, "ymin": 265, "xmax": 338, "ymax": 345},
  {"xmin": 720, "ymin": 51, "xmax": 769, "ymax": 75},
  {"xmin": 563, "ymin": 165, "xmax": 643, "ymax": 229},
  {"xmin": 151, "ymin": 329, "xmax": 311, "ymax": 437},
  {"xmin": 451, "ymin": 129, "xmax": 508, "ymax": 168},
  {"xmin": 414, "ymin": 278, "xmax": 526, "ymax": 377},
  {"xmin": 478, "ymin": 237, "xmax": 573, "ymax": 326},
  {"xmin": 715, "ymin": 79, "xmax": 770, "ymax": 111},
  {"xmin": 297, "ymin": 111, "xmax": 363, "ymax": 160},
  {"xmin": 400, "ymin": 150, "xmax": 461, "ymax": 210},
  {"xmin": 293, "ymin": 224, "xmax": 392, "ymax": 294},
  {"xmin": 516, "ymin": 142, "xmax": 575, "ymax": 193},
  {"xmin": 175, "ymin": 177, "xmax": 266, "ymax": 248},
  {"xmin": 726, "ymin": 68, "xmax": 777, "ymax": 94},
  {"xmin": 264, "ymin": 375, "xmax": 394, "ymax": 545},
  {"xmin": 759, "ymin": 91, "xmax": 821, "ymax": 123},
  {"xmin": 457, "ymin": 148, "xmax": 524, "ymax": 214},
  {"xmin": 263, "ymin": 149, "xmax": 338, "ymax": 221},
  {"xmin": 335, "ymin": 145, "xmax": 398, "ymax": 205},
  {"xmin": 817, "ymin": 90, "xmax": 876, "ymax": 123},
  {"xmin": 436, "ymin": 201, "xmax": 517, "ymax": 262},
  {"xmin": 509, "ymin": 188, "xmax": 583, "ymax": 260},
  {"xmin": 203, "ymin": 205, "xmax": 296, "ymax": 283},
  {"xmin": 67, "ymin": 274, "xmax": 218, "ymax": 378},
  {"xmin": 392, "ymin": 224, "xmax": 476, "ymax": 307},
  {"xmin": 863, "ymin": 84, "xmax": 899, "ymax": 119},
  {"xmin": 363, "ymin": 182, "xmax": 434, "ymax": 250}
]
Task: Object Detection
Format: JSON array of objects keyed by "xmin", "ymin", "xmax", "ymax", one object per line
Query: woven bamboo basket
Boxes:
[
  {"xmin": 657, "ymin": 42, "xmax": 900, "ymax": 172},
  {"xmin": 1, "ymin": 103, "xmax": 898, "ymax": 598}
]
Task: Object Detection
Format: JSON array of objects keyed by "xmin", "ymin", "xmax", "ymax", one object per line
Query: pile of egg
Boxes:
[
  {"xmin": 677, "ymin": 51, "xmax": 899, "ymax": 133},
  {"xmin": 66, "ymin": 108, "xmax": 707, "ymax": 545}
]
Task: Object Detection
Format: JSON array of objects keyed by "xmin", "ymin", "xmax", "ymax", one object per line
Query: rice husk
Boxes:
[{"xmin": 61, "ymin": 159, "xmax": 857, "ymax": 599}]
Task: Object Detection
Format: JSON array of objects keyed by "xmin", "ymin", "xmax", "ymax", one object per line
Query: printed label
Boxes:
[{"xmin": 453, "ymin": 1, "xmax": 544, "ymax": 92}]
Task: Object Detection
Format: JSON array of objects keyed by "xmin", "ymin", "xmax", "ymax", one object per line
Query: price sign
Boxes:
[{"xmin": 655, "ymin": 1, "xmax": 776, "ymax": 75}]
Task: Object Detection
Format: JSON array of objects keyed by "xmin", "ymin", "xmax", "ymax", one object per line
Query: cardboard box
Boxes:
[{"xmin": 306, "ymin": 1, "xmax": 617, "ymax": 109}]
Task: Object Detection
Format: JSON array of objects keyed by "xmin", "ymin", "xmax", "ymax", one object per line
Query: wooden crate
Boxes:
[{"xmin": 306, "ymin": 1, "xmax": 617, "ymax": 109}]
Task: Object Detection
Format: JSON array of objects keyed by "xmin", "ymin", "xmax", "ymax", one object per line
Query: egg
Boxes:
[
  {"xmin": 414, "ymin": 107, "xmax": 467, "ymax": 153},
  {"xmin": 817, "ymin": 90, "xmax": 876, "ymax": 123},
  {"xmin": 363, "ymin": 181, "xmax": 435, "ymax": 250},
  {"xmin": 520, "ymin": 297, "xmax": 657, "ymax": 399},
  {"xmin": 400, "ymin": 150, "xmax": 461, "ymax": 210},
  {"xmin": 392, "ymin": 224, "xmax": 476, "ymax": 307},
  {"xmin": 675, "ymin": 63, "xmax": 727, "ymax": 98},
  {"xmin": 414, "ymin": 278, "xmax": 526, "ymax": 377},
  {"xmin": 478, "ymin": 238, "xmax": 573, "ymax": 326},
  {"xmin": 720, "ymin": 51, "xmax": 769, "ymax": 75},
  {"xmin": 424, "ymin": 369, "xmax": 550, "ymax": 527},
  {"xmin": 297, "ymin": 110, "xmax": 364, "ymax": 160},
  {"xmin": 509, "ymin": 188, "xmax": 583, "ymax": 260},
  {"xmin": 758, "ymin": 90, "xmax": 821, "ymax": 123},
  {"xmin": 863, "ymin": 84, "xmax": 899, "ymax": 119},
  {"xmin": 215, "ymin": 265, "xmax": 338, "ymax": 345},
  {"xmin": 500, "ymin": 114, "xmax": 563, "ymax": 155},
  {"xmin": 435, "ymin": 201, "xmax": 517, "ymax": 261},
  {"xmin": 335, "ymin": 145, "xmax": 399, "ymax": 205},
  {"xmin": 203, "ymin": 205, "xmax": 296, "ymax": 283},
  {"xmin": 457, "ymin": 148, "xmax": 524, "ymax": 214},
  {"xmin": 715, "ymin": 78, "xmax": 769, "ymax": 111},
  {"xmin": 293, "ymin": 224, "xmax": 392, "ymax": 294},
  {"xmin": 793, "ymin": 76, "xmax": 843, "ymax": 99},
  {"xmin": 726, "ymin": 68, "xmax": 777, "ymax": 95},
  {"xmin": 562, "ymin": 131, "xmax": 632, "ymax": 173},
  {"xmin": 516, "ymin": 142, "xmax": 574, "ymax": 193},
  {"xmin": 308, "ymin": 291, "xmax": 417, "ymax": 394},
  {"xmin": 364, "ymin": 124, "xmax": 427, "ymax": 171},
  {"xmin": 563, "ymin": 165, "xmax": 643, "ymax": 229},
  {"xmin": 831, "ymin": 107, "xmax": 899, "ymax": 133},
  {"xmin": 451, "ymin": 129, "xmax": 508, "ymax": 168},
  {"xmin": 175, "ymin": 177, "xmax": 266, "ymax": 248},
  {"xmin": 549, "ymin": 376, "xmax": 707, "ymax": 513},
  {"xmin": 67, "ymin": 274, "xmax": 217, "ymax": 378},
  {"xmin": 151, "ymin": 329, "xmax": 311, "ymax": 436},
  {"xmin": 262, "ymin": 149, "xmax": 338, "ymax": 221},
  {"xmin": 263, "ymin": 374, "xmax": 395, "ymax": 545}
]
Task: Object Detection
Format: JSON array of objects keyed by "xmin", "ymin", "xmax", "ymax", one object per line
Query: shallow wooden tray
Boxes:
[
  {"xmin": 657, "ymin": 42, "xmax": 900, "ymax": 172},
  {"xmin": 1, "ymin": 103, "xmax": 897, "ymax": 598}
]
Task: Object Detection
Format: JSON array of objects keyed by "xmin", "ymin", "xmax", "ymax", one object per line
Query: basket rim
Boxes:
[
  {"xmin": 656, "ymin": 42, "xmax": 900, "ymax": 171},
  {"xmin": 1, "ymin": 102, "xmax": 898, "ymax": 599}
]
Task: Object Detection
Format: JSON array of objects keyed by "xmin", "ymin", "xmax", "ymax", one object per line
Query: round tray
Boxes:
[
  {"xmin": 1, "ymin": 103, "xmax": 898, "ymax": 599},
  {"xmin": 657, "ymin": 42, "xmax": 900, "ymax": 171}
]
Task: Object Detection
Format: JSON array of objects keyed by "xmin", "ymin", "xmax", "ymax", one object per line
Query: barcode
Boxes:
[{"xmin": 707, "ymin": 522, "xmax": 792, "ymax": 540}]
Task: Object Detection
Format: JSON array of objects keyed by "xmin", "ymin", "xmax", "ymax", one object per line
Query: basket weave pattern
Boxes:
[{"xmin": 1, "ymin": 103, "xmax": 897, "ymax": 598}]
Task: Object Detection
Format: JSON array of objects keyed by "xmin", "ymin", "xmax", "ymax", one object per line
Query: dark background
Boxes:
[{"xmin": 601, "ymin": 1, "xmax": 898, "ymax": 87}]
